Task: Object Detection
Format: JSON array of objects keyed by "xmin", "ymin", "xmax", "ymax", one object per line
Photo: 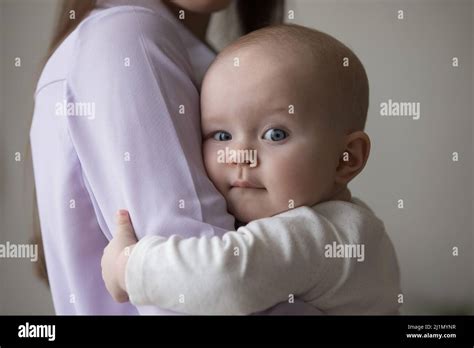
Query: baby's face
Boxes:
[{"xmin": 201, "ymin": 45, "xmax": 343, "ymax": 223}]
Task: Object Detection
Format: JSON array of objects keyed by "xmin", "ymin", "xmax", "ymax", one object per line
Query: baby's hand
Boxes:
[{"xmin": 101, "ymin": 210, "xmax": 138, "ymax": 303}]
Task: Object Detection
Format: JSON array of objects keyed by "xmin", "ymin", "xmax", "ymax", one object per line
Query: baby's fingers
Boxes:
[
  {"xmin": 115, "ymin": 209, "xmax": 138, "ymax": 243},
  {"xmin": 116, "ymin": 209, "xmax": 131, "ymax": 225}
]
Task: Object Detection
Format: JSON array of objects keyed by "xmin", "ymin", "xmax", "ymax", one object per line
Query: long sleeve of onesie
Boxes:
[{"xmin": 125, "ymin": 199, "xmax": 401, "ymax": 315}]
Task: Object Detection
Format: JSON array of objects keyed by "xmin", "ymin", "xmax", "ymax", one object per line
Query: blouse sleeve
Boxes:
[{"xmin": 65, "ymin": 7, "xmax": 235, "ymax": 245}]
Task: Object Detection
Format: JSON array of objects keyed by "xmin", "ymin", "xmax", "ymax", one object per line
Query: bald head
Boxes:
[{"xmin": 210, "ymin": 24, "xmax": 369, "ymax": 132}]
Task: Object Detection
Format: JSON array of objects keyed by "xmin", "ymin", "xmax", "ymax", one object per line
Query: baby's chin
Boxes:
[
  {"xmin": 225, "ymin": 189, "xmax": 295, "ymax": 223},
  {"xmin": 231, "ymin": 209, "xmax": 268, "ymax": 225},
  {"xmin": 228, "ymin": 201, "xmax": 280, "ymax": 224}
]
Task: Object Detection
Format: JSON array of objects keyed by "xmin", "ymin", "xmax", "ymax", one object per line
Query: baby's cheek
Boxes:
[
  {"xmin": 203, "ymin": 142, "xmax": 220, "ymax": 169},
  {"xmin": 267, "ymin": 158, "xmax": 303, "ymax": 204},
  {"xmin": 270, "ymin": 150, "xmax": 323, "ymax": 206},
  {"xmin": 203, "ymin": 145, "xmax": 224, "ymax": 184}
]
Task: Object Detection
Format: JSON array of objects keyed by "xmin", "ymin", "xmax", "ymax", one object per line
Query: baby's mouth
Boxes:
[{"xmin": 231, "ymin": 180, "xmax": 265, "ymax": 190}]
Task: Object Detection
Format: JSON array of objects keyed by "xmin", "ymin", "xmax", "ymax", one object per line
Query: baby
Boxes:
[{"xmin": 101, "ymin": 24, "xmax": 401, "ymax": 315}]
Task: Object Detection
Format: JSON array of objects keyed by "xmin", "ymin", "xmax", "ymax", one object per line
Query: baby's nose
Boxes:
[
  {"xmin": 228, "ymin": 148, "xmax": 258, "ymax": 168},
  {"xmin": 232, "ymin": 155, "xmax": 251, "ymax": 165}
]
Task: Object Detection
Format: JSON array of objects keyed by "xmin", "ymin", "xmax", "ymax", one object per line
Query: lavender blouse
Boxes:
[{"xmin": 30, "ymin": 0, "xmax": 321, "ymax": 315}]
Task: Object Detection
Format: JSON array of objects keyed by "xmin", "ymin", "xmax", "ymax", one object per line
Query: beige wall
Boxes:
[
  {"xmin": 1, "ymin": 0, "xmax": 58, "ymax": 314},
  {"xmin": 281, "ymin": 0, "xmax": 473, "ymax": 315},
  {"xmin": 1, "ymin": 0, "xmax": 472, "ymax": 315}
]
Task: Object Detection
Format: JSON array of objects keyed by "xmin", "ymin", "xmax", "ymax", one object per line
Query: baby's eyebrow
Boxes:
[
  {"xmin": 201, "ymin": 116, "xmax": 228, "ymax": 127},
  {"xmin": 265, "ymin": 105, "xmax": 290, "ymax": 114},
  {"xmin": 202, "ymin": 105, "xmax": 298, "ymax": 127},
  {"xmin": 263, "ymin": 106, "xmax": 300, "ymax": 121}
]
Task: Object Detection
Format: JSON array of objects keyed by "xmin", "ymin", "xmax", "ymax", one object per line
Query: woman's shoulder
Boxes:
[
  {"xmin": 67, "ymin": 4, "xmax": 195, "ymax": 88},
  {"xmin": 76, "ymin": 4, "xmax": 187, "ymax": 55},
  {"xmin": 37, "ymin": 3, "xmax": 189, "ymax": 94}
]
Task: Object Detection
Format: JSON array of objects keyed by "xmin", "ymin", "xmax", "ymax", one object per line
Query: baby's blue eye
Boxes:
[
  {"xmin": 213, "ymin": 131, "xmax": 232, "ymax": 141},
  {"xmin": 263, "ymin": 128, "xmax": 288, "ymax": 142}
]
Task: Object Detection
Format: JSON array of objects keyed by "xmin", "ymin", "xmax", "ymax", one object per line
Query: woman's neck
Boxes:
[{"xmin": 163, "ymin": 1, "xmax": 211, "ymax": 43}]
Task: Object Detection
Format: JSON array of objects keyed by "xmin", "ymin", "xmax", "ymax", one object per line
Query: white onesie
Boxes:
[{"xmin": 125, "ymin": 198, "xmax": 401, "ymax": 315}]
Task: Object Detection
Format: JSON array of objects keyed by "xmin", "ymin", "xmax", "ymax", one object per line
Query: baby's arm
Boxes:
[
  {"xmin": 103, "ymin": 204, "xmax": 400, "ymax": 315},
  {"xmin": 125, "ymin": 215, "xmax": 319, "ymax": 315}
]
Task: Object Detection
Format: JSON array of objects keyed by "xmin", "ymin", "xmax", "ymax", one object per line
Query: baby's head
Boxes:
[{"xmin": 201, "ymin": 24, "xmax": 370, "ymax": 223}]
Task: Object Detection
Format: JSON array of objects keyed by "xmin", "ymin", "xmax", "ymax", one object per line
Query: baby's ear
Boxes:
[{"xmin": 334, "ymin": 131, "xmax": 371, "ymax": 185}]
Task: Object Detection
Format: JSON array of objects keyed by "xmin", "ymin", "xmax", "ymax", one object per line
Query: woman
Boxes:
[{"xmin": 31, "ymin": 0, "xmax": 314, "ymax": 315}]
